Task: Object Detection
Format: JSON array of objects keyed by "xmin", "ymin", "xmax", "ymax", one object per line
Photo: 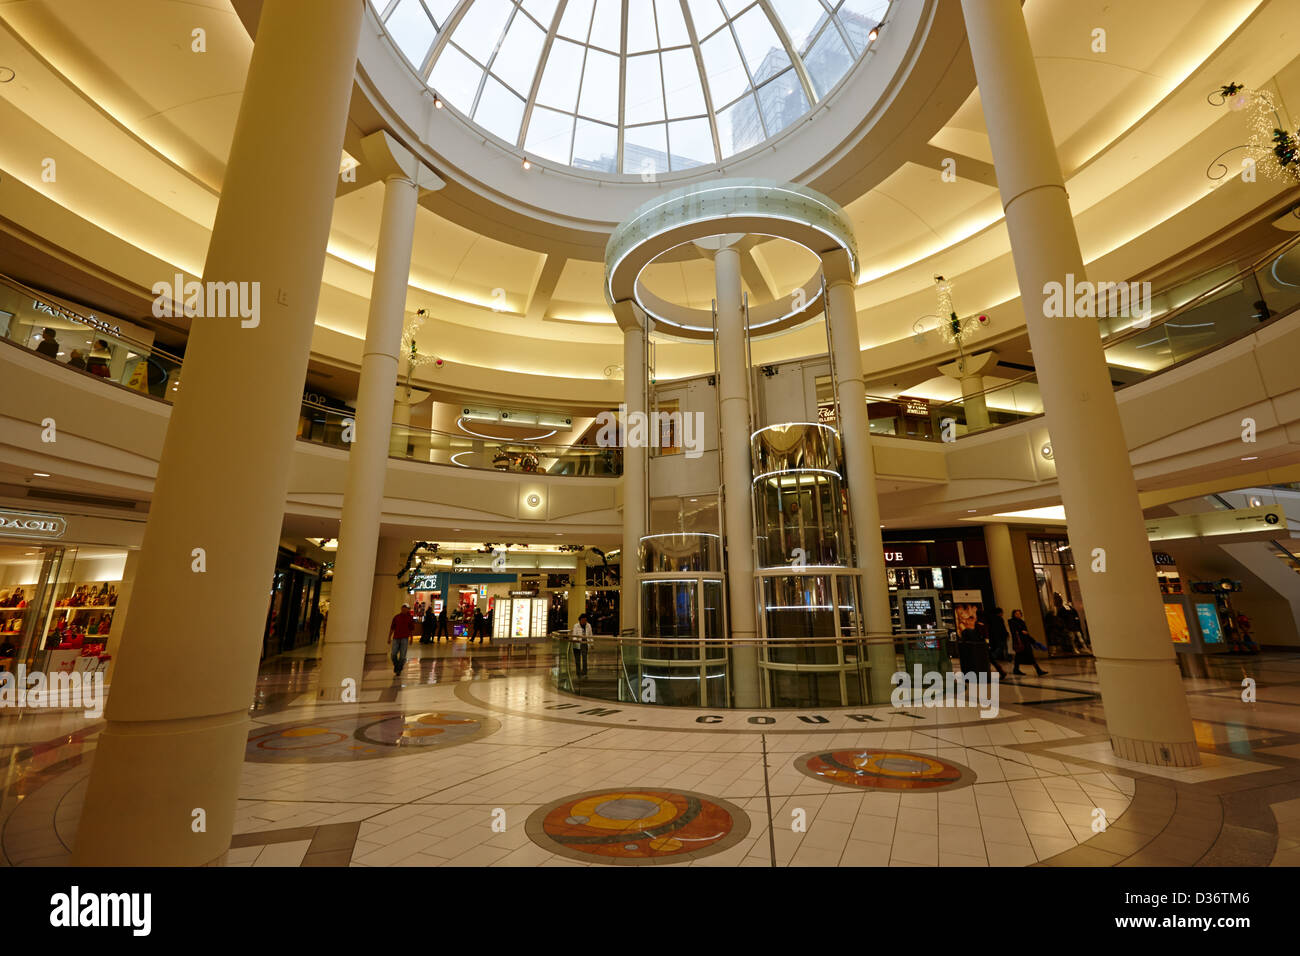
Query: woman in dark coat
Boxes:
[
  {"xmin": 1009, "ymin": 609, "xmax": 1047, "ymax": 677},
  {"xmin": 421, "ymin": 605, "xmax": 436, "ymax": 644}
]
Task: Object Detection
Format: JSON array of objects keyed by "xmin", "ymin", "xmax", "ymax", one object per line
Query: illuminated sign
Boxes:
[
  {"xmin": 1164, "ymin": 604, "xmax": 1190, "ymax": 644},
  {"xmin": 899, "ymin": 397, "xmax": 930, "ymax": 416},
  {"xmin": 32, "ymin": 299, "xmax": 122, "ymax": 338},
  {"xmin": 0, "ymin": 509, "xmax": 67, "ymax": 540},
  {"xmin": 1195, "ymin": 604, "xmax": 1223, "ymax": 644}
]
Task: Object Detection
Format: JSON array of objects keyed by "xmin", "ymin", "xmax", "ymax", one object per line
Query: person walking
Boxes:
[
  {"xmin": 420, "ymin": 605, "xmax": 435, "ymax": 645},
  {"xmin": 571, "ymin": 612, "xmax": 593, "ymax": 678},
  {"xmin": 975, "ymin": 607, "xmax": 1005, "ymax": 678},
  {"xmin": 388, "ymin": 604, "xmax": 414, "ymax": 675},
  {"xmin": 1009, "ymin": 609, "xmax": 1047, "ymax": 677},
  {"xmin": 434, "ymin": 603, "xmax": 449, "ymax": 641},
  {"xmin": 988, "ymin": 607, "xmax": 1011, "ymax": 662}
]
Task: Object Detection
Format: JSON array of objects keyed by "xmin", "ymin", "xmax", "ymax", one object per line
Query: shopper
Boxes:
[
  {"xmin": 35, "ymin": 327, "xmax": 59, "ymax": 358},
  {"xmin": 1009, "ymin": 609, "xmax": 1047, "ymax": 677},
  {"xmin": 975, "ymin": 607, "xmax": 1005, "ymax": 678},
  {"xmin": 67, "ymin": 348, "xmax": 87, "ymax": 370},
  {"xmin": 435, "ymin": 603, "xmax": 449, "ymax": 641},
  {"xmin": 988, "ymin": 607, "xmax": 1011, "ymax": 662},
  {"xmin": 86, "ymin": 339, "xmax": 112, "ymax": 377},
  {"xmin": 571, "ymin": 613, "xmax": 593, "ymax": 677},
  {"xmin": 420, "ymin": 605, "xmax": 435, "ymax": 645},
  {"xmin": 388, "ymin": 604, "xmax": 414, "ymax": 675}
]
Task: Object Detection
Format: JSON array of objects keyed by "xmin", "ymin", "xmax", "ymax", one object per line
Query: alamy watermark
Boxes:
[
  {"xmin": 1043, "ymin": 275, "xmax": 1152, "ymax": 327},
  {"xmin": 593, "ymin": 403, "xmax": 703, "ymax": 459},
  {"xmin": 890, "ymin": 665, "xmax": 999, "ymax": 719},
  {"xmin": 0, "ymin": 666, "xmax": 104, "ymax": 718},
  {"xmin": 151, "ymin": 273, "xmax": 260, "ymax": 328}
]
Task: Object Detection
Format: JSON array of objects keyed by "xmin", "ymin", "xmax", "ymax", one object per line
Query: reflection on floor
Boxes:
[{"xmin": 2, "ymin": 638, "xmax": 1300, "ymax": 867}]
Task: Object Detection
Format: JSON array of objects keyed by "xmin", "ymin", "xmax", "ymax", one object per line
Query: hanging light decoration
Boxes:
[
  {"xmin": 931, "ymin": 275, "xmax": 982, "ymax": 348},
  {"xmin": 399, "ymin": 308, "xmax": 439, "ymax": 385},
  {"xmin": 1207, "ymin": 83, "xmax": 1300, "ymax": 184}
]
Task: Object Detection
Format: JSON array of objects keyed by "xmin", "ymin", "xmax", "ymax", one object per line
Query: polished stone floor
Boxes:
[{"xmin": 2, "ymin": 637, "xmax": 1299, "ymax": 867}]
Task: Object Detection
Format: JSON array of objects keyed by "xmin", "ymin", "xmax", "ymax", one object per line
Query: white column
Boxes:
[
  {"xmin": 620, "ymin": 322, "xmax": 647, "ymax": 634},
  {"xmin": 365, "ymin": 536, "xmax": 410, "ymax": 654},
  {"xmin": 962, "ymin": 0, "xmax": 1197, "ymax": 765},
  {"xmin": 74, "ymin": 0, "xmax": 366, "ymax": 865},
  {"xmin": 714, "ymin": 243, "xmax": 760, "ymax": 707},
  {"xmin": 939, "ymin": 350, "xmax": 999, "ymax": 431},
  {"xmin": 983, "ymin": 522, "xmax": 1026, "ymax": 616},
  {"xmin": 319, "ymin": 136, "xmax": 426, "ymax": 697},
  {"xmin": 824, "ymin": 252, "xmax": 894, "ymax": 702}
]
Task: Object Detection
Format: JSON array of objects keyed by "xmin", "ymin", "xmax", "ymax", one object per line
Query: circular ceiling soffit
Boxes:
[{"xmin": 605, "ymin": 177, "xmax": 858, "ymax": 339}]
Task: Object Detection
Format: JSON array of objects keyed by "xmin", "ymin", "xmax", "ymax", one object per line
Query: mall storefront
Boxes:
[{"xmin": 0, "ymin": 506, "xmax": 139, "ymax": 679}]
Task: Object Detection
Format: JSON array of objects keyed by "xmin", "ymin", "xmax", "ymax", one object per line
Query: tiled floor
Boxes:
[{"xmin": 3, "ymin": 641, "xmax": 1299, "ymax": 867}]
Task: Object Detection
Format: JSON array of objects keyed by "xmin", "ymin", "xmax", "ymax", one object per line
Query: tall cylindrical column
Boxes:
[
  {"xmin": 390, "ymin": 385, "xmax": 414, "ymax": 458},
  {"xmin": 961, "ymin": 0, "xmax": 1197, "ymax": 765},
  {"xmin": 824, "ymin": 260, "xmax": 895, "ymax": 702},
  {"xmin": 715, "ymin": 245, "xmax": 760, "ymax": 706},
  {"xmin": 74, "ymin": 0, "xmax": 366, "ymax": 865},
  {"xmin": 366, "ymin": 536, "xmax": 409, "ymax": 654},
  {"xmin": 621, "ymin": 325, "xmax": 647, "ymax": 635},
  {"xmin": 318, "ymin": 172, "xmax": 419, "ymax": 698},
  {"xmin": 983, "ymin": 522, "xmax": 1025, "ymax": 617}
]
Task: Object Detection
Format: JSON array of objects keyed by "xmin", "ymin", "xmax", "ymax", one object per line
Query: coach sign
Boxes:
[{"xmin": 0, "ymin": 508, "xmax": 67, "ymax": 540}]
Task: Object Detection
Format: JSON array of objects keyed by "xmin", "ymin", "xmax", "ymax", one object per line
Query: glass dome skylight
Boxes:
[{"xmin": 368, "ymin": 0, "xmax": 891, "ymax": 174}]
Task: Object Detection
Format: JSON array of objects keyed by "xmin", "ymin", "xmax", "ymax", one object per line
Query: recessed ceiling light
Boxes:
[
  {"xmin": 1241, "ymin": 456, "xmax": 1259, "ymax": 461},
  {"xmin": 33, "ymin": 472, "xmax": 51, "ymax": 478}
]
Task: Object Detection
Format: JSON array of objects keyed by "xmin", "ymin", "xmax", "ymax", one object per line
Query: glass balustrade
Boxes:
[{"xmin": 5, "ymin": 227, "xmax": 1298, "ymax": 463}]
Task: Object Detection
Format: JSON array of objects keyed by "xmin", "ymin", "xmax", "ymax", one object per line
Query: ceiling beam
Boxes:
[{"xmin": 525, "ymin": 253, "xmax": 568, "ymax": 322}]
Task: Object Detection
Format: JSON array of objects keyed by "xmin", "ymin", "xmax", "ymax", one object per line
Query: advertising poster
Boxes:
[
  {"xmin": 511, "ymin": 599, "xmax": 530, "ymax": 637},
  {"xmin": 1164, "ymin": 603, "xmax": 1191, "ymax": 643},
  {"xmin": 1195, "ymin": 603, "xmax": 1224, "ymax": 644}
]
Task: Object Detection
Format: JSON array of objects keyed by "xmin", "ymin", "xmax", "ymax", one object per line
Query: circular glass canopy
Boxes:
[{"xmin": 368, "ymin": 0, "xmax": 892, "ymax": 175}]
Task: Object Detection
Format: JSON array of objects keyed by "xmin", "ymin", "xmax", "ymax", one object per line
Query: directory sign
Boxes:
[
  {"xmin": 902, "ymin": 594, "xmax": 938, "ymax": 630},
  {"xmin": 1195, "ymin": 603, "xmax": 1224, "ymax": 644}
]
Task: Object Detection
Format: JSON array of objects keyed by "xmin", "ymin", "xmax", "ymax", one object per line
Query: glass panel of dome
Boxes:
[
  {"xmin": 521, "ymin": 0, "xmax": 559, "ymax": 25},
  {"xmin": 452, "ymin": 0, "xmax": 515, "ymax": 64},
  {"xmin": 386, "ymin": 0, "xmax": 437, "ymax": 68},
  {"xmin": 769, "ymin": 0, "xmax": 831, "ymax": 55},
  {"xmin": 589, "ymin": 0, "xmax": 623, "ymax": 52},
  {"xmin": 661, "ymin": 48, "xmax": 707, "ymax": 119},
  {"xmin": 429, "ymin": 43, "xmax": 484, "ymax": 113},
  {"xmin": 424, "ymin": 0, "xmax": 459, "ymax": 25},
  {"xmin": 685, "ymin": 0, "xmax": 726, "ymax": 38},
  {"xmin": 804, "ymin": 21, "xmax": 853, "ymax": 98},
  {"xmin": 571, "ymin": 118, "xmax": 618, "ymax": 172},
  {"xmin": 535, "ymin": 38, "xmax": 585, "ymax": 112},
  {"xmin": 756, "ymin": 68, "xmax": 808, "ymax": 136},
  {"xmin": 836, "ymin": 0, "xmax": 888, "ymax": 55},
  {"xmin": 492, "ymin": 11, "xmax": 547, "ymax": 95},
  {"xmin": 623, "ymin": 123, "xmax": 669, "ymax": 175},
  {"xmin": 474, "ymin": 75, "xmax": 526, "ymax": 143},
  {"xmin": 627, "ymin": 1, "xmax": 658, "ymax": 55},
  {"xmin": 715, "ymin": 92, "xmax": 764, "ymax": 157},
  {"xmin": 699, "ymin": 27, "xmax": 749, "ymax": 106},
  {"xmin": 624, "ymin": 53, "xmax": 665, "ymax": 126},
  {"xmin": 732, "ymin": 6, "xmax": 790, "ymax": 85},
  {"xmin": 654, "ymin": 0, "xmax": 691, "ymax": 47},
  {"xmin": 558, "ymin": 0, "xmax": 594, "ymax": 40},
  {"xmin": 578, "ymin": 48, "xmax": 620, "ymax": 124},
  {"xmin": 718, "ymin": 0, "xmax": 752, "ymax": 20},
  {"xmin": 667, "ymin": 117, "xmax": 715, "ymax": 170},
  {"xmin": 524, "ymin": 105, "xmax": 574, "ymax": 164}
]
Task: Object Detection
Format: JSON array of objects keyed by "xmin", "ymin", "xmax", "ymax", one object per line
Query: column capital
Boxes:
[
  {"xmin": 360, "ymin": 129, "xmax": 444, "ymax": 192},
  {"xmin": 821, "ymin": 248, "xmax": 856, "ymax": 287},
  {"xmin": 938, "ymin": 349, "xmax": 999, "ymax": 379}
]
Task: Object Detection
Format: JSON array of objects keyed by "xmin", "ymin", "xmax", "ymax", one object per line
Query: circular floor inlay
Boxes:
[
  {"xmin": 526, "ymin": 788, "xmax": 750, "ymax": 865},
  {"xmin": 245, "ymin": 710, "xmax": 499, "ymax": 762},
  {"xmin": 795, "ymin": 749, "xmax": 974, "ymax": 792}
]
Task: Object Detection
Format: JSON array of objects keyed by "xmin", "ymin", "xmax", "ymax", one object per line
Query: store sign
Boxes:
[
  {"xmin": 884, "ymin": 544, "xmax": 931, "ymax": 566},
  {"xmin": 1152, "ymin": 551, "xmax": 1177, "ymax": 566},
  {"xmin": 899, "ymin": 397, "xmax": 930, "ymax": 416},
  {"xmin": 816, "ymin": 402, "xmax": 836, "ymax": 425},
  {"xmin": 407, "ymin": 572, "xmax": 440, "ymax": 592},
  {"xmin": 0, "ymin": 508, "xmax": 66, "ymax": 540},
  {"xmin": 32, "ymin": 298, "xmax": 123, "ymax": 338}
]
